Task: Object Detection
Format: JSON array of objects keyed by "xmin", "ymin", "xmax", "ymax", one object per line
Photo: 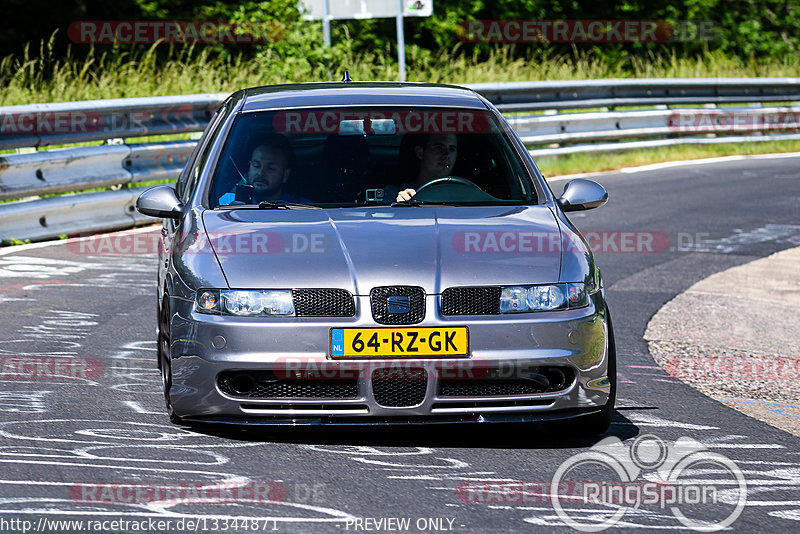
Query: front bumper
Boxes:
[{"xmin": 168, "ymin": 293, "xmax": 611, "ymax": 424}]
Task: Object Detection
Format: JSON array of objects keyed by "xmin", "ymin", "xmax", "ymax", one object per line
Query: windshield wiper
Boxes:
[
  {"xmin": 257, "ymin": 200, "xmax": 320, "ymax": 210},
  {"xmin": 390, "ymin": 199, "xmax": 427, "ymax": 207},
  {"xmin": 390, "ymin": 199, "xmax": 471, "ymax": 207}
]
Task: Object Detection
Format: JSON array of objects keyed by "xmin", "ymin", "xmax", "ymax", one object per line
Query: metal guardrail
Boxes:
[
  {"xmin": 0, "ymin": 94, "xmax": 226, "ymax": 150},
  {"xmin": 512, "ymin": 106, "xmax": 800, "ymax": 144},
  {"xmin": 0, "ymin": 141, "xmax": 195, "ymax": 201},
  {"xmin": 1, "ymin": 78, "xmax": 798, "ymax": 242},
  {"xmin": 509, "ymin": 105, "xmax": 800, "ymax": 156},
  {"xmin": 0, "ymin": 187, "xmax": 150, "ymax": 242},
  {"xmin": 469, "ymin": 78, "xmax": 800, "ymax": 111}
]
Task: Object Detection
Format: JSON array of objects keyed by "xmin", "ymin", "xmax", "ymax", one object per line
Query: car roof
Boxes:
[{"xmin": 239, "ymin": 82, "xmax": 489, "ymax": 112}]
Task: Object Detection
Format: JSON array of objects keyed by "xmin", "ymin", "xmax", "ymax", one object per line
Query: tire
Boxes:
[{"xmin": 158, "ymin": 298, "xmax": 185, "ymax": 425}]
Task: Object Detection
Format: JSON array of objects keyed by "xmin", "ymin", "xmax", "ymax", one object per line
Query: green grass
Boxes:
[
  {"xmin": 2, "ymin": 40, "xmax": 799, "ymax": 106},
  {"xmin": 536, "ymin": 139, "xmax": 800, "ymax": 177}
]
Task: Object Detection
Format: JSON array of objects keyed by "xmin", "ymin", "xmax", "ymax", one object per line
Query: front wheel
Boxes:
[
  {"xmin": 555, "ymin": 306, "xmax": 616, "ymax": 437},
  {"xmin": 158, "ymin": 298, "xmax": 185, "ymax": 425},
  {"xmin": 575, "ymin": 307, "xmax": 616, "ymax": 435}
]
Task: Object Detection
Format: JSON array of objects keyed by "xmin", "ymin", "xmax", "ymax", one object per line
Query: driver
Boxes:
[
  {"xmin": 395, "ymin": 133, "xmax": 458, "ymax": 202},
  {"xmin": 219, "ymin": 135, "xmax": 310, "ymax": 205}
]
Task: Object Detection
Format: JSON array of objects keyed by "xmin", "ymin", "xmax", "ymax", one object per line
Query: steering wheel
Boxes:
[
  {"xmin": 415, "ymin": 176, "xmax": 482, "ymax": 195},
  {"xmin": 411, "ymin": 176, "xmax": 497, "ymax": 202}
]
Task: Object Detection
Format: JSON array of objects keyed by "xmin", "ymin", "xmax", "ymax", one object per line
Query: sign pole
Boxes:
[
  {"xmin": 396, "ymin": 0, "xmax": 406, "ymax": 81},
  {"xmin": 302, "ymin": 0, "xmax": 432, "ymax": 61},
  {"xmin": 323, "ymin": 0, "xmax": 331, "ymax": 46}
]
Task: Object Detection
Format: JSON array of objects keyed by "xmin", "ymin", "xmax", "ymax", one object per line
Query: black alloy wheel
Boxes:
[{"xmin": 158, "ymin": 298, "xmax": 184, "ymax": 425}]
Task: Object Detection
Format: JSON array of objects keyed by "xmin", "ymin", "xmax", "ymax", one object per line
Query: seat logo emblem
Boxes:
[{"xmin": 386, "ymin": 295, "xmax": 411, "ymax": 314}]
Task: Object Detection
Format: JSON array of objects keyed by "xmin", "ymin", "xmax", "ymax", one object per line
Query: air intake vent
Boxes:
[
  {"xmin": 371, "ymin": 367, "xmax": 427, "ymax": 407},
  {"xmin": 218, "ymin": 371, "xmax": 359, "ymax": 399},
  {"xmin": 439, "ymin": 366, "xmax": 574, "ymax": 397},
  {"xmin": 441, "ymin": 287, "xmax": 501, "ymax": 315},
  {"xmin": 293, "ymin": 289, "xmax": 355, "ymax": 317}
]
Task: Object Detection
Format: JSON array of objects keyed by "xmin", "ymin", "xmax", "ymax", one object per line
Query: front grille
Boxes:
[
  {"xmin": 371, "ymin": 367, "xmax": 427, "ymax": 407},
  {"xmin": 218, "ymin": 371, "xmax": 359, "ymax": 399},
  {"xmin": 441, "ymin": 287, "xmax": 500, "ymax": 316},
  {"xmin": 440, "ymin": 380, "xmax": 545, "ymax": 397},
  {"xmin": 439, "ymin": 367, "xmax": 574, "ymax": 397},
  {"xmin": 370, "ymin": 286, "xmax": 425, "ymax": 325},
  {"xmin": 293, "ymin": 289, "xmax": 355, "ymax": 317}
]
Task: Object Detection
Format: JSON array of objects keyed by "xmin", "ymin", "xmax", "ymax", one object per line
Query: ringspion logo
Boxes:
[{"xmin": 550, "ymin": 435, "xmax": 747, "ymax": 531}]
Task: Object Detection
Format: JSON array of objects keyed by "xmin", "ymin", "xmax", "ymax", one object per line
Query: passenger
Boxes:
[
  {"xmin": 219, "ymin": 135, "xmax": 310, "ymax": 205},
  {"xmin": 394, "ymin": 133, "xmax": 458, "ymax": 202}
]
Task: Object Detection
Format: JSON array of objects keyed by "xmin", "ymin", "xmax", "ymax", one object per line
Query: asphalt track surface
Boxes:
[{"xmin": 0, "ymin": 155, "xmax": 798, "ymax": 533}]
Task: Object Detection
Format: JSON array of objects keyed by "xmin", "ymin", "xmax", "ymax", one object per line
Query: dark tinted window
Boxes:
[
  {"xmin": 209, "ymin": 107, "xmax": 536, "ymax": 208},
  {"xmin": 179, "ymin": 104, "xmax": 230, "ymax": 203}
]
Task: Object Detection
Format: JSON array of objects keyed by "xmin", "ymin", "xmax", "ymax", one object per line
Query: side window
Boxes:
[
  {"xmin": 174, "ymin": 156, "xmax": 192, "ymax": 200},
  {"xmin": 175, "ymin": 127, "xmax": 210, "ymax": 200},
  {"xmin": 178, "ymin": 104, "xmax": 227, "ymax": 203}
]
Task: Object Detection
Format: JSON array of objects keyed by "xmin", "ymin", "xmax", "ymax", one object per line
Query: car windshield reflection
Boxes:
[{"xmin": 209, "ymin": 107, "xmax": 536, "ymax": 208}]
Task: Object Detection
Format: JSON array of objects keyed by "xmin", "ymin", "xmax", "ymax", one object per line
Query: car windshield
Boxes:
[{"xmin": 208, "ymin": 106, "xmax": 537, "ymax": 208}]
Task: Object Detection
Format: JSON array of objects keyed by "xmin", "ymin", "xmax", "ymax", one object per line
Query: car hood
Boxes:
[{"xmin": 201, "ymin": 206, "xmax": 563, "ymax": 294}]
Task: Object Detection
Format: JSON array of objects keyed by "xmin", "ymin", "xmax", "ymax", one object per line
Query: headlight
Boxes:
[
  {"xmin": 195, "ymin": 289, "xmax": 295, "ymax": 316},
  {"xmin": 500, "ymin": 283, "xmax": 589, "ymax": 313}
]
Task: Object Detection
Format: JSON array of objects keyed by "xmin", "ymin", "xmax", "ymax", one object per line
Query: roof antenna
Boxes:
[{"xmin": 341, "ymin": 71, "xmax": 353, "ymax": 83}]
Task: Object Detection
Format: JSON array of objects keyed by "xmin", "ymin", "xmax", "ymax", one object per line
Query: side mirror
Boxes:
[
  {"xmin": 557, "ymin": 179, "xmax": 608, "ymax": 212},
  {"xmin": 136, "ymin": 185, "xmax": 184, "ymax": 219}
]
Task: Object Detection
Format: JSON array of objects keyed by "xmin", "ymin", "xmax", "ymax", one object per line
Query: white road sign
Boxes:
[{"xmin": 301, "ymin": 0, "xmax": 433, "ymax": 20}]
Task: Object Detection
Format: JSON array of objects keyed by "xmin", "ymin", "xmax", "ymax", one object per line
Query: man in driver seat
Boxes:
[
  {"xmin": 395, "ymin": 133, "xmax": 458, "ymax": 202},
  {"xmin": 218, "ymin": 134, "xmax": 310, "ymax": 205}
]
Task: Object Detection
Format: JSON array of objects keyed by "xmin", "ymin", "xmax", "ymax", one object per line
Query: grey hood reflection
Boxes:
[{"xmin": 202, "ymin": 206, "xmax": 563, "ymax": 294}]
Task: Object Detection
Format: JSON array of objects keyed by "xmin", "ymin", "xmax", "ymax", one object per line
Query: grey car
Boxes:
[{"xmin": 136, "ymin": 81, "xmax": 615, "ymax": 434}]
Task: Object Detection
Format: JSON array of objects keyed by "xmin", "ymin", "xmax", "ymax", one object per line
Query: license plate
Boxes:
[{"xmin": 330, "ymin": 327, "xmax": 469, "ymax": 358}]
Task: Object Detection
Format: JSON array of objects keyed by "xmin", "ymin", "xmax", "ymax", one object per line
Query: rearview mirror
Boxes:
[
  {"xmin": 136, "ymin": 185, "xmax": 184, "ymax": 219},
  {"xmin": 557, "ymin": 179, "xmax": 608, "ymax": 212}
]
